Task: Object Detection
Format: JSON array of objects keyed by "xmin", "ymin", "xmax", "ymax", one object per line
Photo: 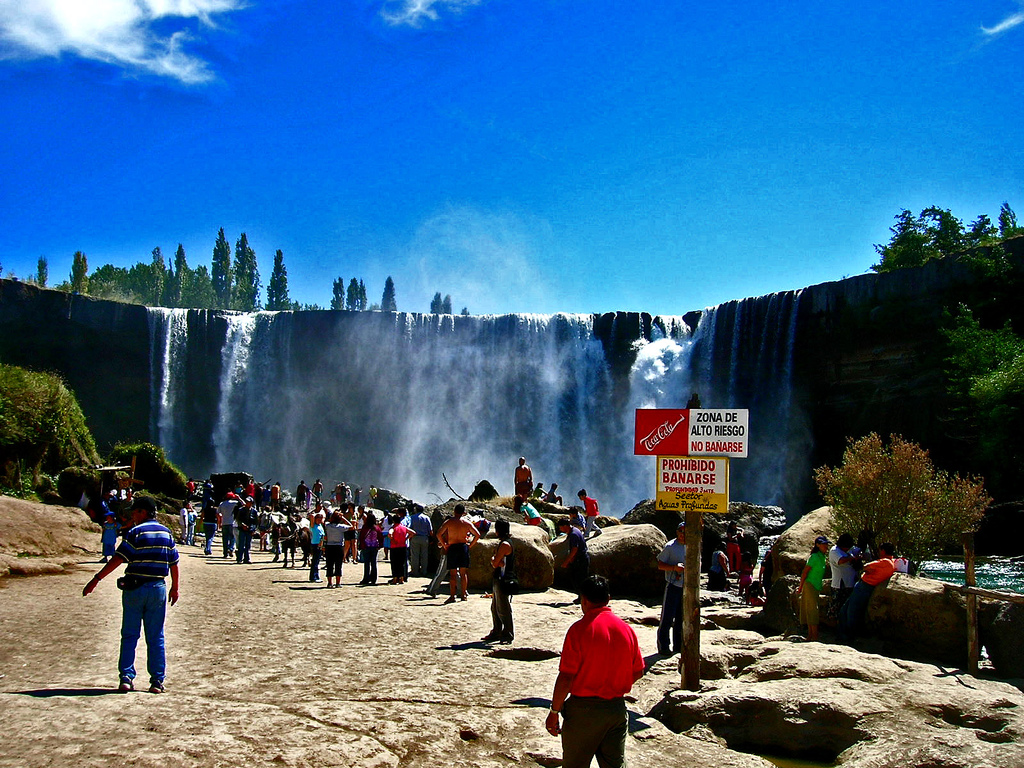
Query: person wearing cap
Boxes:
[
  {"xmin": 796, "ymin": 535, "xmax": 831, "ymax": 641},
  {"xmin": 655, "ymin": 521, "xmax": 687, "ymax": 655},
  {"xmin": 82, "ymin": 496, "xmax": 179, "ymax": 694},
  {"xmin": 234, "ymin": 496, "xmax": 257, "ymax": 564}
]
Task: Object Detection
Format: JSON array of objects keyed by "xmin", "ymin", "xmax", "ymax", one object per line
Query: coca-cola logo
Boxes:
[{"xmin": 640, "ymin": 413, "xmax": 686, "ymax": 452}]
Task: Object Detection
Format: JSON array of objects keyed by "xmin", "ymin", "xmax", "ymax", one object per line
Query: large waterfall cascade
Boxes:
[{"xmin": 149, "ymin": 295, "xmax": 807, "ymax": 515}]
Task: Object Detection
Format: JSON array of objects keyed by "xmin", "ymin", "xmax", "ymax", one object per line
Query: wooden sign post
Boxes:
[{"xmin": 634, "ymin": 406, "xmax": 749, "ymax": 694}]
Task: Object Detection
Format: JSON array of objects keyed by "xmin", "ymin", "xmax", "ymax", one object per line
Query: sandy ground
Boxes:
[{"xmin": 0, "ymin": 530, "xmax": 684, "ymax": 768}]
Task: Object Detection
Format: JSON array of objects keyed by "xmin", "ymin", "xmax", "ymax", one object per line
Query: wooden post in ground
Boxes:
[
  {"xmin": 962, "ymin": 532, "xmax": 979, "ymax": 676},
  {"xmin": 681, "ymin": 506, "xmax": 703, "ymax": 691}
]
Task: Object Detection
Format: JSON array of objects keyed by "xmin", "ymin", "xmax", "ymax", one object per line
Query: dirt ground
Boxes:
[{"xmin": 0, "ymin": 506, "xmax": 698, "ymax": 768}]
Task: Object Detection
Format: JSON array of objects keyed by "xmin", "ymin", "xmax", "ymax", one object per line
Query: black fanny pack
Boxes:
[{"xmin": 116, "ymin": 575, "xmax": 157, "ymax": 591}]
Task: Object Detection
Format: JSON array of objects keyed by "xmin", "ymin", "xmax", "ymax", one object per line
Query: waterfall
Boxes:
[
  {"xmin": 148, "ymin": 308, "xmax": 190, "ymax": 460},
  {"xmin": 148, "ymin": 299, "xmax": 805, "ymax": 515}
]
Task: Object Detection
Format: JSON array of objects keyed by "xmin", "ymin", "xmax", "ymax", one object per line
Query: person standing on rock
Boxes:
[
  {"xmin": 82, "ymin": 495, "xmax": 179, "ymax": 694},
  {"xmin": 577, "ymin": 489, "xmax": 601, "ymax": 537},
  {"xmin": 656, "ymin": 521, "xmax": 687, "ymax": 656},
  {"xmin": 557, "ymin": 517, "xmax": 589, "ymax": 604},
  {"xmin": 514, "ymin": 456, "xmax": 534, "ymax": 499},
  {"xmin": 437, "ymin": 504, "xmax": 482, "ymax": 603},
  {"xmin": 796, "ymin": 535, "xmax": 830, "ymax": 641},
  {"xmin": 545, "ymin": 575, "xmax": 644, "ymax": 768}
]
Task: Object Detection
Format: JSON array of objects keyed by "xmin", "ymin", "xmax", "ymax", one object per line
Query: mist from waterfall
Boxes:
[{"xmin": 148, "ymin": 294, "xmax": 808, "ymax": 515}]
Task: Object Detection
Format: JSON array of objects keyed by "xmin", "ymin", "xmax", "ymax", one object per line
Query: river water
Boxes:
[{"xmin": 918, "ymin": 555, "xmax": 1024, "ymax": 595}]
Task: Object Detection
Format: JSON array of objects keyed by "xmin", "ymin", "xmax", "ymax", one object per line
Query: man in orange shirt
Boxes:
[
  {"xmin": 545, "ymin": 575, "xmax": 645, "ymax": 768},
  {"xmin": 838, "ymin": 541, "xmax": 896, "ymax": 642}
]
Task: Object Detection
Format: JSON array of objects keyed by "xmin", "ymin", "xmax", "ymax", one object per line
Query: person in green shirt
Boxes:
[{"xmin": 796, "ymin": 535, "xmax": 831, "ymax": 641}]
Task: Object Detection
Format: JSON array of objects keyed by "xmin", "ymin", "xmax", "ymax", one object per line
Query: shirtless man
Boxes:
[
  {"xmin": 514, "ymin": 457, "xmax": 534, "ymax": 499},
  {"xmin": 436, "ymin": 504, "xmax": 482, "ymax": 604}
]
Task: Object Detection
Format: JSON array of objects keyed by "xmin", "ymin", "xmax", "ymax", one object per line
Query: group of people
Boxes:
[{"xmin": 797, "ymin": 532, "xmax": 903, "ymax": 642}]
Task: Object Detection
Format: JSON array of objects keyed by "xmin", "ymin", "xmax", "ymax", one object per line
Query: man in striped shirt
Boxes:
[{"xmin": 83, "ymin": 495, "xmax": 180, "ymax": 693}]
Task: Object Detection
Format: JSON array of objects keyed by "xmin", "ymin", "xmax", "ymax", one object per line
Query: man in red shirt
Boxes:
[{"xmin": 546, "ymin": 575, "xmax": 645, "ymax": 768}]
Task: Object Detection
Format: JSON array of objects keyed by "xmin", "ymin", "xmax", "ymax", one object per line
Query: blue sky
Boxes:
[{"xmin": 1, "ymin": 0, "xmax": 1022, "ymax": 315}]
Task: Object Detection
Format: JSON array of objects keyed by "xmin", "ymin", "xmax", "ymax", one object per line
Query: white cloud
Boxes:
[
  {"xmin": 982, "ymin": 4, "xmax": 1024, "ymax": 36},
  {"xmin": 0, "ymin": 0, "xmax": 244, "ymax": 83},
  {"xmin": 395, "ymin": 205, "xmax": 557, "ymax": 315},
  {"xmin": 381, "ymin": 0, "xmax": 481, "ymax": 28}
]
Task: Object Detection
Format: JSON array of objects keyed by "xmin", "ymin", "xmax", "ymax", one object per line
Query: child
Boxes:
[
  {"xmin": 737, "ymin": 551, "xmax": 755, "ymax": 597},
  {"xmin": 101, "ymin": 513, "xmax": 118, "ymax": 562},
  {"xmin": 746, "ymin": 580, "xmax": 766, "ymax": 607}
]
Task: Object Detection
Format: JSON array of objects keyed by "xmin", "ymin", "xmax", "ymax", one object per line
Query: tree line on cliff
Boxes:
[
  {"xmin": 20, "ymin": 230, "xmax": 467, "ymax": 315},
  {"xmin": 871, "ymin": 202, "xmax": 1024, "ymax": 502}
]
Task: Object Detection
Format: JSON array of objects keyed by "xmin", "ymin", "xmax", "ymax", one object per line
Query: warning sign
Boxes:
[
  {"xmin": 655, "ymin": 456, "xmax": 729, "ymax": 514},
  {"xmin": 635, "ymin": 409, "xmax": 748, "ymax": 457}
]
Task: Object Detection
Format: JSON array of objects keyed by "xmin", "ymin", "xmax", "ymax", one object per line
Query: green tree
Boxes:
[
  {"xmin": 999, "ymin": 203, "xmax": 1023, "ymax": 239},
  {"xmin": 346, "ymin": 278, "xmax": 361, "ymax": 311},
  {"xmin": 148, "ymin": 246, "xmax": 166, "ymax": 306},
  {"xmin": 211, "ymin": 228, "xmax": 232, "ymax": 309},
  {"xmin": 442, "ymin": 294, "xmax": 452, "ymax": 314},
  {"xmin": 232, "ymin": 233, "xmax": 260, "ymax": 311},
  {"xmin": 70, "ymin": 251, "xmax": 89, "ymax": 293},
  {"xmin": 815, "ymin": 433, "xmax": 989, "ymax": 565},
  {"xmin": 461, "ymin": 307, "xmax": 469, "ymax": 316},
  {"xmin": 331, "ymin": 277, "xmax": 345, "ymax": 310},
  {"xmin": 381, "ymin": 276, "xmax": 397, "ymax": 312},
  {"xmin": 266, "ymin": 249, "xmax": 290, "ymax": 310},
  {"xmin": 35, "ymin": 257, "xmax": 48, "ymax": 287},
  {"xmin": 88, "ymin": 264, "xmax": 132, "ymax": 301},
  {"xmin": 165, "ymin": 244, "xmax": 187, "ymax": 307},
  {"xmin": 182, "ymin": 264, "xmax": 216, "ymax": 308},
  {"xmin": 430, "ymin": 292, "xmax": 443, "ymax": 313},
  {"xmin": 943, "ymin": 306, "xmax": 1024, "ymax": 495},
  {"xmin": 358, "ymin": 279, "xmax": 367, "ymax": 310}
]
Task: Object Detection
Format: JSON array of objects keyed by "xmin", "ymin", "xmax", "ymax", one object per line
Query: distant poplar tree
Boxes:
[
  {"xmin": 344, "ymin": 278, "xmax": 358, "ymax": 310},
  {"xmin": 232, "ymin": 233, "xmax": 260, "ymax": 311},
  {"xmin": 70, "ymin": 251, "xmax": 89, "ymax": 293},
  {"xmin": 442, "ymin": 294, "xmax": 452, "ymax": 314},
  {"xmin": 461, "ymin": 307, "xmax": 469, "ymax": 316},
  {"xmin": 149, "ymin": 246, "xmax": 166, "ymax": 306},
  {"xmin": 36, "ymin": 257, "xmax": 48, "ymax": 287},
  {"xmin": 266, "ymin": 249, "xmax": 290, "ymax": 310},
  {"xmin": 430, "ymin": 292, "xmax": 443, "ymax": 313},
  {"xmin": 358, "ymin": 279, "xmax": 367, "ymax": 310},
  {"xmin": 212, "ymin": 228, "xmax": 232, "ymax": 309},
  {"xmin": 381, "ymin": 276, "xmax": 397, "ymax": 312},
  {"xmin": 331, "ymin": 277, "xmax": 345, "ymax": 310},
  {"xmin": 166, "ymin": 244, "xmax": 187, "ymax": 307}
]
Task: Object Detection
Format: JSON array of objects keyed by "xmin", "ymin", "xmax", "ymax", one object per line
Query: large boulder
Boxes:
[
  {"xmin": 755, "ymin": 574, "xmax": 802, "ymax": 635},
  {"xmin": 984, "ymin": 602, "xmax": 1024, "ymax": 678},
  {"xmin": 647, "ymin": 635, "xmax": 1024, "ymax": 767},
  {"xmin": 549, "ymin": 523, "xmax": 666, "ymax": 597},
  {"xmin": 465, "ymin": 523, "xmax": 553, "ymax": 592},
  {"xmin": 624, "ymin": 499, "xmax": 785, "ymax": 572},
  {"xmin": 372, "ymin": 487, "xmax": 412, "ymax": 512},
  {"xmin": 772, "ymin": 505, "xmax": 835, "ymax": 577},
  {"xmin": 866, "ymin": 573, "xmax": 968, "ymax": 666}
]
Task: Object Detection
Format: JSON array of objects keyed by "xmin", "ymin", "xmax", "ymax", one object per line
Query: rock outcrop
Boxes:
[
  {"xmin": 646, "ymin": 632, "xmax": 1024, "ymax": 767},
  {"xmin": 549, "ymin": 523, "xmax": 666, "ymax": 597},
  {"xmin": 467, "ymin": 523, "xmax": 554, "ymax": 592},
  {"xmin": 771, "ymin": 505, "xmax": 835, "ymax": 577}
]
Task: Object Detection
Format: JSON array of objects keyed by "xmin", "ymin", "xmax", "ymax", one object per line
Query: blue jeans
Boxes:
[
  {"xmin": 362, "ymin": 547, "xmax": 379, "ymax": 584},
  {"xmin": 222, "ymin": 525, "xmax": 235, "ymax": 557},
  {"xmin": 309, "ymin": 547, "xmax": 322, "ymax": 581},
  {"xmin": 236, "ymin": 527, "xmax": 252, "ymax": 563},
  {"xmin": 658, "ymin": 582, "xmax": 684, "ymax": 654},
  {"xmin": 204, "ymin": 522, "xmax": 217, "ymax": 554},
  {"xmin": 119, "ymin": 580, "xmax": 167, "ymax": 686},
  {"xmin": 839, "ymin": 580, "xmax": 875, "ymax": 640}
]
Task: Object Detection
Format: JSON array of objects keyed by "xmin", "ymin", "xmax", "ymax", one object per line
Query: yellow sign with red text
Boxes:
[{"xmin": 655, "ymin": 455, "xmax": 729, "ymax": 514}]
